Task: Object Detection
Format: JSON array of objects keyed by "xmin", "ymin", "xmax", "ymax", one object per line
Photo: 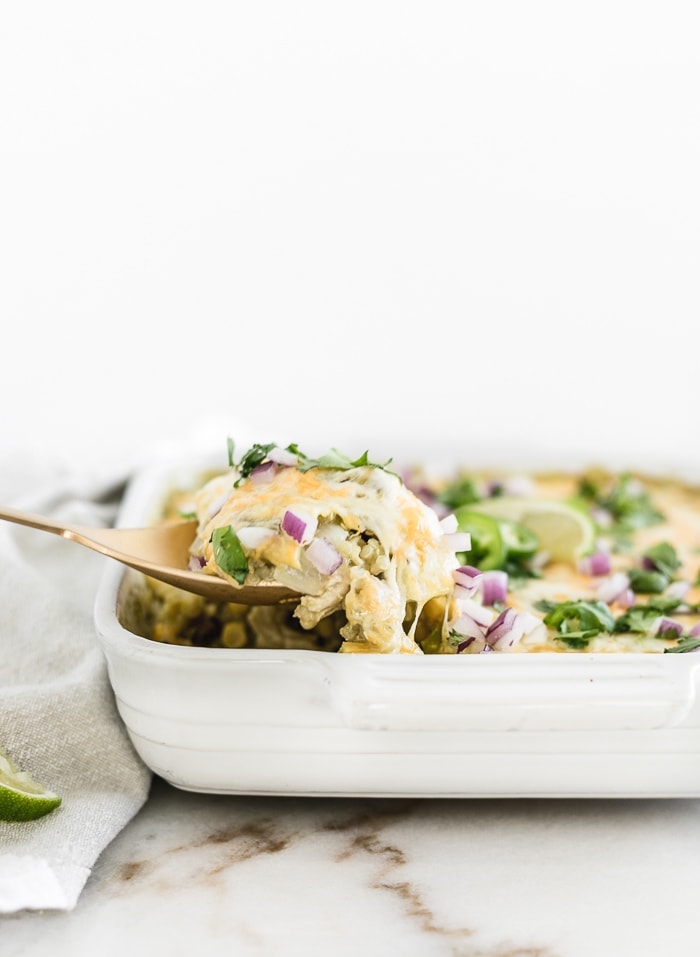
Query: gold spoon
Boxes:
[{"xmin": 0, "ymin": 506, "xmax": 297, "ymax": 605}]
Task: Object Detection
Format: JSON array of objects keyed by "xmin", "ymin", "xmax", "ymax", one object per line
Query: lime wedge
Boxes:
[
  {"xmin": 470, "ymin": 497, "xmax": 595, "ymax": 564},
  {"xmin": 0, "ymin": 749, "xmax": 62, "ymax": 822}
]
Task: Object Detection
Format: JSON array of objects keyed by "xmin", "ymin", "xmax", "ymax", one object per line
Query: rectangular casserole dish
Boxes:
[{"xmin": 93, "ymin": 451, "xmax": 700, "ymax": 798}]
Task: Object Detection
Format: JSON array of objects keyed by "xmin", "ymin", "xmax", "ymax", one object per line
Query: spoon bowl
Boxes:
[{"xmin": 0, "ymin": 505, "xmax": 297, "ymax": 605}]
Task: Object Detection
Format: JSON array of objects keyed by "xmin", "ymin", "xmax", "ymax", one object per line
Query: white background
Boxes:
[{"xmin": 1, "ymin": 2, "xmax": 699, "ymax": 477}]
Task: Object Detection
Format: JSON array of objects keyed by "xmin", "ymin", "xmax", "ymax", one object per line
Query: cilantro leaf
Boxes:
[
  {"xmin": 288, "ymin": 444, "xmax": 391, "ymax": 473},
  {"xmin": 641, "ymin": 542, "xmax": 681, "ymax": 580},
  {"xmin": 211, "ymin": 526, "xmax": 248, "ymax": 585},
  {"xmin": 578, "ymin": 473, "xmax": 664, "ymax": 543},
  {"xmin": 554, "ymin": 631, "xmax": 598, "ymax": 650},
  {"xmin": 236, "ymin": 443, "xmax": 277, "ymax": 483},
  {"xmin": 436, "ymin": 476, "xmax": 481, "ymax": 510},
  {"xmin": 665, "ymin": 637, "xmax": 700, "ymax": 654},
  {"xmin": 613, "ymin": 605, "xmax": 664, "ymax": 634},
  {"xmin": 537, "ymin": 600, "xmax": 615, "ymax": 649}
]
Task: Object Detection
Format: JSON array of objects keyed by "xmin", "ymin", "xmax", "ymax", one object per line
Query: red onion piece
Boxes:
[
  {"xmin": 188, "ymin": 555, "xmax": 206, "ymax": 570},
  {"xmin": 578, "ymin": 551, "xmax": 611, "ymax": 577},
  {"xmin": 250, "ymin": 461, "xmax": 278, "ymax": 485},
  {"xmin": 445, "ymin": 531, "xmax": 472, "ymax": 552},
  {"xmin": 268, "ymin": 446, "xmax": 298, "ymax": 466},
  {"xmin": 485, "ymin": 607, "xmax": 526, "ymax": 649},
  {"xmin": 305, "ymin": 537, "xmax": 342, "ymax": 575},
  {"xmin": 456, "ymin": 598, "xmax": 493, "ymax": 627},
  {"xmin": 456, "ymin": 635, "xmax": 488, "ymax": 654},
  {"xmin": 440, "ymin": 513, "xmax": 458, "ymax": 533},
  {"xmin": 653, "ymin": 616, "xmax": 684, "ymax": 637},
  {"xmin": 453, "ymin": 566, "xmax": 482, "ymax": 590},
  {"xmin": 666, "ymin": 580, "xmax": 691, "ymax": 601},
  {"xmin": 596, "ymin": 572, "xmax": 631, "ymax": 604},
  {"xmin": 206, "ymin": 490, "xmax": 230, "ymax": 519},
  {"xmin": 689, "ymin": 623, "xmax": 700, "ymax": 637},
  {"xmin": 481, "ymin": 570, "xmax": 508, "ymax": 606},
  {"xmin": 615, "ymin": 588, "xmax": 635, "ymax": 609},
  {"xmin": 236, "ymin": 526, "xmax": 276, "ymax": 549},
  {"xmin": 281, "ymin": 509, "xmax": 317, "ymax": 544},
  {"xmin": 451, "ymin": 613, "xmax": 487, "ymax": 641},
  {"xmin": 454, "ymin": 565, "xmax": 481, "ymax": 580},
  {"xmin": 591, "ymin": 507, "xmax": 613, "ymax": 528},
  {"xmin": 453, "ymin": 583, "xmax": 478, "ymax": 602}
]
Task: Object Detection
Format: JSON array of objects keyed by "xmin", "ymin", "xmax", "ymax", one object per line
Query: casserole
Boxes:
[{"xmin": 94, "ymin": 451, "xmax": 700, "ymax": 797}]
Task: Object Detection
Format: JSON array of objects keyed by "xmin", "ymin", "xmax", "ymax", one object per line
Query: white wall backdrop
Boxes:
[{"xmin": 1, "ymin": 2, "xmax": 698, "ymax": 476}]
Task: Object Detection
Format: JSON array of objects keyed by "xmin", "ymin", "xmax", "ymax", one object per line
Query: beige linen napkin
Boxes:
[{"xmin": 0, "ymin": 469, "xmax": 151, "ymax": 913}]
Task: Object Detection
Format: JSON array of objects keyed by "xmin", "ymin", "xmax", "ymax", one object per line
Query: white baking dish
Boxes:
[{"xmin": 93, "ymin": 453, "xmax": 700, "ymax": 798}]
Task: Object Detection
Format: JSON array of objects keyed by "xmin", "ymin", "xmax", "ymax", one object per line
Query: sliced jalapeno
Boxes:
[
  {"xmin": 498, "ymin": 518, "xmax": 539, "ymax": 560},
  {"xmin": 453, "ymin": 508, "xmax": 506, "ymax": 570}
]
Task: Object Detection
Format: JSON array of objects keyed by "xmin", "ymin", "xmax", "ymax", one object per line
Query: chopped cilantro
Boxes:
[
  {"xmin": 554, "ymin": 631, "xmax": 598, "ymax": 650},
  {"xmin": 229, "ymin": 440, "xmax": 392, "ymax": 484},
  {"xmin": 665, "ymin": 637, "xmax": 700, "ymax": 654},
  {"xmin": 641, "ymin": 542, "xmax": 681, "ymax": 579},
  {"xmin": 535, "ymin": 599, "xmax": 615, "ymax": 650},
  {"xmin": 288, "ymin": 444, "xmax": 392, "ymax": 473},
  {"xmin": 436, "ymin": 476, "xmax": 481, "ymax": 510},
  {"xmin": 578, "ymin": 473, "xmax": 664, "ymax": 544},
  {"xmin": 235, "ymin": 443, "xmax": 278, "ymax": 484},
  {"xmin": 613, "ymin": 605, "xmax": 664, "ymax": 634},
  {"xmin": 211, "ymin": 525, "xmax": 248, "ymax": 585}
]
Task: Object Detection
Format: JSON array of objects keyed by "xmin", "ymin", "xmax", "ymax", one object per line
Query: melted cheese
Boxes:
[{"xmin": 191, "ymin": 464, "xmax": 458, "ymax": 654}]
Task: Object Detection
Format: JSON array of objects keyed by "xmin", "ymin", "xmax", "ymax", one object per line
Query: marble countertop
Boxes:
[{"xmin": 5, "ymin": 777, "xmax": 700, "ymax": 956}]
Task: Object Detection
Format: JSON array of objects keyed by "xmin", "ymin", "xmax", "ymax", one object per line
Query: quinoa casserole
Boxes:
[{"xmin": 120, "ymin": 440, "xmax": 700, "ymax": 656}]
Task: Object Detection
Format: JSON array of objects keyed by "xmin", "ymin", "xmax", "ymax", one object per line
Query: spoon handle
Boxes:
[{"xmin": 0, "ymin": 505, "xmax": 78, "ymax": 539}]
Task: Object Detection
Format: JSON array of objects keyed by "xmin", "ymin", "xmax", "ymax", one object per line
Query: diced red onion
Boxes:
[
  {"xmin": 652, "ymin": 616, "xmax": 684, "ymax": 637},
  {"xmin": 529, "ymin": 550, "xmax": 550, "ymax": 570},
  {"xmin": 666, "ymin": 580, "xmax": 691, "ymax": 601},
  {"xmin": 456, "ymin": 634, "xmax": 488, "ymax": 654},
  {"xmin": 268, "ymin": 446, "xmax": 298, "ymax": 466},
  {"xmin": 250, "ymin": 461, "xmax": 278, "ymax": 484},
  {"xmin": 281, "ymin": 509, "xmax": 317, "ymax": 544},
  {"xmin": 485, "ymin": 607, "xmax": 526, "ymax": 649},
  {"xmin": 485, "ymin": 475, "xmax": 534, "ymax": 497},
  {"xmin": 453, "ymin": 565, "xmax": 482, "ymax": 588},
  {"xmin": 578, "ymin": 550, "xmax": 611, "ymax": 577},
  {"xmin": 591, "ymin": 507, "xmax": 613, "ymax": 528},
  {"xmin": 596, "ymin": 572, "xmax": 631, "ymax": 604},
  {"xmin": 456, "ymin": 597, "xmax": 494, "ymax": 627},
  {"xmin": 445, "ymin": 531, "xmax": 472, "ymax": 552},
  {"xmin": 236, "ymin": 526, "xmax": 276, "ymax": 549},
  {"xmin": 451, "ymin": 613, "xmax": 487, "ymax": 641},
  {"xmin": 453, "ymin": 583, "xmax": 479, "ymax": 602},
  {"xmin": 305, "ymin": 537, "xmax": 342, "ymax": 575},
  {"xmin": 615, "ymin": 588, "xmax": 635, "ymax": 609},
  {"xmin": 206, "ymin": 490, "xmax": 230, "ymax": 519},
  {"xmin": 188, "ymin": 555, "xmax": 206, "ymax": 570},
  {"xmin": 689, "ymin": 623, "xmax": 700, "ymax": 637},
  {"xmin": 440, "ymin": 513, "xmax": 458, "ymax": 534},
  {"xmin": 481, "ymin": 570, "xmax": 509, "ymax": 606}
]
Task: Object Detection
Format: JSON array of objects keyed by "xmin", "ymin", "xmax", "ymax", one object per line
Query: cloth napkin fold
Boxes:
[{"xmin": 0, "ymin": 469, "xmax": 152, "ymax": 913}]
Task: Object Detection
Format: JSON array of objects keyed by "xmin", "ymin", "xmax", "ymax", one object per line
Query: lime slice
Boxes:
[
  {"xmin": 470, "ymin": 497, "xmax": 596, "ymax": 564},
  {"xmin": 0, "ymin": 749, "xmax": 62, "ymax": 822}
]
